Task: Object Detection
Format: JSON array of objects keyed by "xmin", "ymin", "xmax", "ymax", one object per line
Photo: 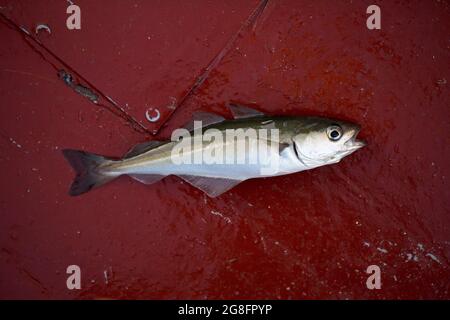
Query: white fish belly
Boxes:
[{"xmin": 121, "ymin": 138, "xmax": 306, "ymax": 180}]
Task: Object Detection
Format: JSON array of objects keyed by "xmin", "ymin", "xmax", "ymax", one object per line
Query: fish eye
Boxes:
[{"xmin": 327, "ymin": 125, "xmax": 343, "ymax": 141}]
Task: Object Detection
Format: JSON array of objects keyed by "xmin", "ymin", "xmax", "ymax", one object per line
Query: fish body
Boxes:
[{"xmin": 63, "ymin": 104, "xmax": 366, "ymax": 197}]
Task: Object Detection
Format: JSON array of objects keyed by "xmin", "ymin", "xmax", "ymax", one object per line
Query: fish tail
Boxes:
[{"xmin": 62, "ymin": 149, "xmax": 117, "ymax": 196}]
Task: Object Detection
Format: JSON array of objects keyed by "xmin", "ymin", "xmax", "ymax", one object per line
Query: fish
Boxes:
[{"xmin": 62, "ymin": 104, "xmax": 366, "ymax": 197}]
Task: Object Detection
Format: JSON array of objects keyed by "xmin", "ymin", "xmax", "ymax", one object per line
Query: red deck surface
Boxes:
[{"xmin": 0, "ymin": 1, "xmax": 449, "ymax": 299}]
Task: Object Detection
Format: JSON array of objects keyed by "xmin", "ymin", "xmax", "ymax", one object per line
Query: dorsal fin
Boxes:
[
  {"xmin": 183, "ymin": 111, "xmax": 226, "ymax": 131},
  {"xmin": 124, "ymin": 140, "xmax": 165, "ymax": 158},
  {"xmin": 228, "ymin": 103, "xmax": 265, "ymax": 119},
  {"xmin": 178, "ymin": 175, "xmax": 243, "ymax": 197}
]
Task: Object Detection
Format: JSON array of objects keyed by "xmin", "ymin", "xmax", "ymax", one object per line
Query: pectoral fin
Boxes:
[{"xmin": 178, "ymin": 175, "xmax": 243, "ymax": 197}]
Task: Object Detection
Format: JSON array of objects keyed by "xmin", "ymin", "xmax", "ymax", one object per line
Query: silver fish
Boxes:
[{"xmin": 63, "ymin": 104, "xmax": 366, "ymax": 197}]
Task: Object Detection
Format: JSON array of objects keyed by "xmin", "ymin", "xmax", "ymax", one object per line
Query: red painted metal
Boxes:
[{"xmin": 0, "ymin": 0, "xmax": 449, "ymax": 299}]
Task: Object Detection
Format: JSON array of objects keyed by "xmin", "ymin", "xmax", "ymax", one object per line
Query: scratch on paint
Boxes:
[
  {"xmin": 1, "ymin": 69, "xmax": 57, "ymax": 83},
  {"xmin": 8, "ymin": 137, "xmax": 22, "ymax": 149},
  {"xmin": 153, "ymin": 0, "xmax": 270, "ymax": 134},
  {"xmin": 405, "ymin": 253, "xmax": 419, "ymax": 262},
  {"xmin": 210, "ymin": 210, "xmax": 232, "ymax": 224},
  {"xmin": 425, "ymin": 253, "xmax": 441, "ymax": 264},
  {"xmin": 1, "ymin": 248, "xmax": 49, "ymax": 295},
  {"xmin": 20, "ymin": 267, "xmax": 49, "ymax": 293},
  {"xmin": 0, "ymin": 130, "xmax": 30, "ymax": 154},
  {"xmin": 103, "ymin": 266, "xmax": 113, "ymax": 285},
  {"xmin": 377, "ymin": 247, "xmax": 388, "ymax": 254},
  {"xmin": 103, "ymin": 270, "xmax": 108, "ymax": 285},
  {"xmin": 260, "ymin": 235, "xmax": 267, "ymax": 252}
]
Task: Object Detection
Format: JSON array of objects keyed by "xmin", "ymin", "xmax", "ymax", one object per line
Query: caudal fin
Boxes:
[{"xmin": 62, "ymin": 149, "xmax": 116, "ymax": 196}]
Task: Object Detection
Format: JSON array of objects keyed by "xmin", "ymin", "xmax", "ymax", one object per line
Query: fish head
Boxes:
[{"xmin": 291, "ymin": 117, "xmax": 366, "ymax": 168}]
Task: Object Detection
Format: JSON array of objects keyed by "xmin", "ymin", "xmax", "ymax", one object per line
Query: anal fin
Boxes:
[
  {"xmin": 178, "ymin": 175, "xmax": 243, "ymax": 197},
  {"xmin": 129, "ymin": 174, "xmax": 165, "ymax": 185}
]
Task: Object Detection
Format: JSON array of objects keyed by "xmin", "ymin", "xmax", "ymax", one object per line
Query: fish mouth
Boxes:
[{"xmin": 344, "ymin": 125, "xmax": 367, "ymax": 150}]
